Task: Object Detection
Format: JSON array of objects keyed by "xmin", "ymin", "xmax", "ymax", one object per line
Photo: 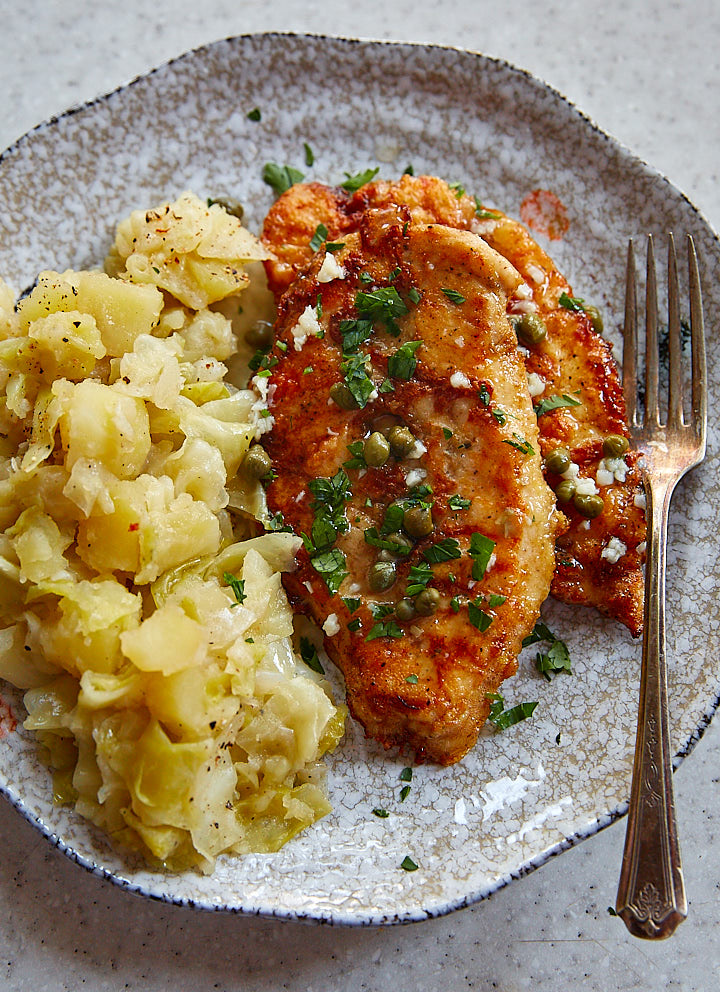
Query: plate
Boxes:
[{"xmin": 1, "ymin": 32, "xmax": 718, "ymax": 925}]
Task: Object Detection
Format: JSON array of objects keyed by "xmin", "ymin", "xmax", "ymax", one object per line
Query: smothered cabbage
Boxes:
[{"xmin": 0, "ymin": 193, "xmax": 345, "ymax": 872}]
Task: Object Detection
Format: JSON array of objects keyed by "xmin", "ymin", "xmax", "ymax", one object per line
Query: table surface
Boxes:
[{"xmin": 1, "ymin": 2, "xmax": 718, "ymax": 990}]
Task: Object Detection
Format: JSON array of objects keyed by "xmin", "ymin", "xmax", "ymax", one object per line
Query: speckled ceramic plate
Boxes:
[{"xmin": 0, "ymin": 33, "xmax": 718, "ymax": 926}]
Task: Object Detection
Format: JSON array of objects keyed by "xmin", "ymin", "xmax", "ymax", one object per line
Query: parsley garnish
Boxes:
[
  {"xmin": 387, "ymin": 340, "xmax": 422, "ymax": 380},
  {"xmin": 450, "ymin": 596, "xmax": 461, "ymax": 613},
  {"xmin": 340, "ymin": 352, "xmax": 376, "ymax": 409},
  {"xmin": 399, "ymin": 767, "xmax": 413, "ymax": 782},
  {"xmin": 366, "ymin": 620, "xmax": 404, "ymax": 642},
  {"xmin": 534, "ymin": 392, "xmax": 582, "ymax": 418},
  {"xmin": 347, "ymin": 618, "xmax": 362, "ymax": 632},
  {"xmin": 339, "ymin": 318, "xmax": 373, "ymax": 353},
  {"xmin": 407, "ymin": 287, "xmax": 422, "ymax": 304},
  {"xmin": 247, "ymin": 107, "xmax": 262, "ymax": 122},
  {"xmin": 502, "ymin": 433, "xmax": 534, "ymax": 455},
  {"xmin": 262, "ymin": 162, "xmax": 305, "ymax": 196},
  {"xmin": 423, "ymin": 538, "xmax": 462, "ymax": 563},
  {"xmin": 477, "ymin": 383, "xmax": 491, "ymax": 406},
  {"xmin": 403, "ymin": 164, "xmax": 414, "ymax": 175},
  {"xmin": 309, "ymin": 223, "xmax": 328, "ymax": 252},
  {"xmin": 372, "ymin": 808, "xmax": 390, "ymax": 818},
  {"xmin": 406, "ymin": 674, "xmax": 419, "ymax": 684},
  {"xmin": 306, "ymin": 548, "xmax": 348, "ymax": 595},
  {"xmin": 355, "ymin": 286, "xmax": 409, "ymax": 336},
  {"xmin": 303, "ymin": 142, "xmax": 314, "ymax": 166},
  {"xmin": 400, "ymin": 855, "xmax": 419, "ymax": 872},
  {"xmin": 441, "ymin": 288, "xmax": 466, "ymax": 305},
  {"xmin": 405, "ymin": 563, "xmax": 433, "ymax": 597},
  {"xmin": 473, "ymin": 195, "xmax": 500, "ymax": 220},
  {"xmin": 342, "ymin": 597, "xmax": 361, "ymax": 613},
  {"xmin": 558, "ymin": 291, "xmax": 586, "ymax": 312},
  {"xmin": 223, "ymin": 572, "xmax": 246, "ymax": 606},
  {"xmin": 442, "ymin": 427, "xmax": 453, "ymax": 440},
  {"xmin": 299, "ymin": 637, "xmax": 324, "ymax": 674},
  {"xmin": 343, "ymin": 440, "xmax": 367, "ymax": 470},
  {"xmin": 448, "ymin": 181, "xmax": 465, "ymax": 198},
  {"xmin": 491, "ymin": 407, "xmax": 507, "ymax": 425},
  {"xmin": 364, "ymin": 528, "xmax": 412, "ymax": 556},
  {"xmin": 302, "ymin": 470, "xmax": 353, "ymax": 593},
  {"xmin": 523, "ymin": 621, "xmax": 572, "ymax": 681},
  {"xmin": 468, "ymin": 533, "xmax": 495, "ymax": 580},
  {"xmin": 468, "ymin": 600, "xmax": 493, "ymax": 631},
  {"xmin": 487, "ymin": 593, "xmax": 507, "ymax": 608},
  {"xmin": 448, "ymin": 494, "xmax": 471, "ymax": 511},
  {"xmin": 487, "ymin": 692, "xmax": 538, "ymax": 729},
  {"xmin": 399, "ymin": 785, "xmax": 411, "ymax": 801},
  {"xmin": 341, "ymin": 167, "xmax": 379, "ymax": 192},
  {"xmin": 359, "ymin": 270, "xmax": 374, "ymax": 285}
]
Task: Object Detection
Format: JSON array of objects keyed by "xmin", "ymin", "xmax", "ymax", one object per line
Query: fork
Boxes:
[{"xmin": 615, "ymin": 234, "xmax": 707, "ymax": 939}]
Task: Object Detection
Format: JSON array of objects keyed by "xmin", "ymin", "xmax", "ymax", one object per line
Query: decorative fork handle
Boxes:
[{"xmin": 616, "ymin": 477, "xmax": 687, "ymax": 938}]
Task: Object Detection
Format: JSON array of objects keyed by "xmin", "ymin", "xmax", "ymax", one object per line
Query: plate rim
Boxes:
[{"xmin": 1, "ymin": 29, "xmax": 718, "ymax": 926}]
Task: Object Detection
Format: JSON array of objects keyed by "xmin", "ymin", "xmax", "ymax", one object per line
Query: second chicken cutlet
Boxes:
[
  {"xmin": 257, "ymin": 206, "xmax": 559, "ymax": 764},
  {"xmin": 262, "ymin": 175, "xmax": 646, "ymax": 635}
]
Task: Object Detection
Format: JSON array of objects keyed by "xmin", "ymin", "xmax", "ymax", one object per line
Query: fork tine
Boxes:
[
  {"xmin": 644, "ymin": 235, "xmax": 661, "ymax": 428},
  {"xmin": 623, "ymin": 240, "xmax": 639, "ymax": 427},
  {"xmin": 687, "ymin": 236, "xmax": 708, "ymax": 453},
  {"xmin": 667, "ymin": 234, "xmax": 683, "ymax": 428}
]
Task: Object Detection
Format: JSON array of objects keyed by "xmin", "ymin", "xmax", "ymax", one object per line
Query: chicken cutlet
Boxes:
[
  {"xmin": 258, "ymin": 206, "xmax": 559, "ymax": 764},
  {"xmin": 262, "ymin": 175, "xmax": 646, "ymax": 635}
]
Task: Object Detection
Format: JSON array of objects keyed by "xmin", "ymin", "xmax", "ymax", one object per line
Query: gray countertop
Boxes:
[{"xmin": 1, "ymin": 2, "xmax": 718, "ymax": 989}]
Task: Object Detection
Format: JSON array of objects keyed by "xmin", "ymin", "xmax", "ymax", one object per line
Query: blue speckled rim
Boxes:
[{"xmin": 0, "ymin": 31, "xmax": 718, "ymax": 927}]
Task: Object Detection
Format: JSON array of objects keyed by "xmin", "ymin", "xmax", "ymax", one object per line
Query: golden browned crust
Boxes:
[
  {"xmin": 262, "ymin": 209, "xmax": 558, "ymax": 763},
  {"xmin": 262, "ymin": 175, "xmax": 645, "ymax": 636}
]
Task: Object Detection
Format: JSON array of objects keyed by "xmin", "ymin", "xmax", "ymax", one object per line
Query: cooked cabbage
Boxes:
[{"xmin": 0, "ymin": 194, "xmax": 345, "ymax": 872}]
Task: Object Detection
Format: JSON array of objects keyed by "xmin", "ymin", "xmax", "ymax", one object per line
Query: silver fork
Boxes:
[{"xmin": 615, "ymin": 234, "xmax": 707, "ymax": 939}]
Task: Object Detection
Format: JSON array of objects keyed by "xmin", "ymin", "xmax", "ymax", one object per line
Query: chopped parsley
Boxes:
[
  {"xmin": 473, "ymin": 195, "xmax": 500, "ymax": 220},
  {"xmin": 524, "ymin": 621, "xmax": 572, "ymax": 681},
  {"xmin": 477, "ymin": 383, "xmax": 491, "ymax": 406},
  {"xmin": 343, "ymin": 440, "xmax": 367, "ymax": 470},
  {"xmin": 403, "ymin": 164, "xmax": 415, "ymax": 175},
  {"xmin": 405, "ymin": 674, "xmax": 419, "ymax": 684},
  {"xmin": 441, "ymin": 287, "xmax": 466, "ymax": 305},
  {"xmin": 399, "ymin": 785, "xmax": 411, "ymax": 802},
  {"xmin": 387, "ymin": 340, "xmax": 422, "ymax": 380},
  {"xmin": 247, "ymin": 107, "xmax": 262, "ymax": 122},
  {"xmin": 534, "ymin": 392, "xmax": 582, "ymax": 418},
  {"xmin": 502, "ymin": 433, "xmax": 535, "ymax": 455},
  {"xmin": 558, "ymin": 291, "xmax": 587, "ymax": 312},
  {"xmin": 347, "ymin": 617, "xmax": 362, "ymax": 632},
  {"xmin": 341, "ymin": 167, "xmax": 380, "ymax": 192},
  {"xmin": 448, "ymin": 494, "xmax": 471, "ymax": 511},
  {"xmin": 365, "ymin": 619, "xmax": 404, "ymax": 642},
  {"xmin": 372, "ymin": 807, "xmax": 390, "ymax": 818},
  {"xmin": 339, "ymin": 318, "xmax": 373, "ymax": 353},
  {"xmin": 309, "ymin": 223, "xmax": 328, "ymax": 252},
  {"xmin": 355, "ymin": 286, "xmax": 409, "ymax": 336},
  {"xmin": 303, "ymin": 141, "xmax": 315, "ymax": 166},
  {"xmin": 400, "ymin": 855, "xmax": 419, "ymax": 872},
  {"xmin": 422, "ymin": 538, "xmax": 462, "ymax": 563},
  {"xmin": 448, "ymin": 180, "xmax": 465, "ymax": 198},
  {"xmin": 468, "ymin": 600, "xmax": 493, "ymax": 632},
  {"xmin": 487, "ymin": 692, "xmax": 538, "ymax": 730},
  {"xmin": 364, "ymin": 527, "xmax": 412, "ymax": 556},
  {"xmin": 399, "ymin": 767, "xmax": 413, "ymax": 782},
  {"xmin": 487, "ymin": 593, "xmax": 507, "ymax": 608},
  {"xmin": 407, "ymin": 287, "xmax": 422, "ymax": 304},
  {"xmin": 342, "ymin": 598, "xmax": 361, "ymax": 615},
  {"xmin": 223, "ymin": 572, "xmax": 246, "ymax": 606},
  {"xmin": 262, "ymin": 162, "xmax": 305, "ymax": 196},
  {"xmin": 301, "ymin": 470, "xmax": 353, "ymax": 593},
  {"xmin": 340, "ymin": 352, "xmax": 376, "ymax": 409},
  {"xmin": 442, "ymin": 427, "xmax": 453, "ymax": 440},
  {"xmin": 491, "ymin": 407, "xmax": 508, "ymax": 426},
  {"xmin": 299, "ymin": 637, "xmax": 324, "ymax": 674},
  {"xmin": 468, "ymin": 533, "xmax": 495, "ymax": 580},
  {"xmin": 405, "ymin": 563, "xmax": 433, "ymax": 597},
  {"xmin": 450, "ymin": 596, "xmax": 461, "ymax": 613}
]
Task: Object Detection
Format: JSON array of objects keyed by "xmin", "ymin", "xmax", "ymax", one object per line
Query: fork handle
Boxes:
[{"xmin": 616, "ymin": 479, "xmax": 687, "ymax": 938}]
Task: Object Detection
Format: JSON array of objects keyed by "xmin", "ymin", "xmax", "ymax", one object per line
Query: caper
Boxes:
[
  {"xmin": 368, "ymin": 560, "xmax": 397, "ymax": 592},
  {"xmin": 544, "ymin": 446, "xmax": 571, "ymax": 475},
  {"xmin": 555, "ymin": 479, "xmax": 577, "ymax": 503},
  {"xmin": 402, "ymin": 505, "xmax": 434, "ymax": 539},
  {"xmin": 395, "ymin": 598, "xmax": 416, "ymax": 621},
  {"xmin": 243, "ymin": 444, "xmax": 272, "ymax": 479},
  {"xmin": 329, "ymin": 382, "xmax": 360, "ymax": 410},
  {"xmin": 387, "ymin": 425, "xmax": 416, "ymax": 458},
  {"xmin": 415, "ymin": 587, "xmax": 441, "ymax": 616},
  {"xmin": 584, "ymin": 304, "xmax": 603, "ymax": 334},
  {"xmin": 603, "ymin": 434, "xmax": 629, "ymax": 458},
  {"xmin": 513, "ymin": 313, "xmax": 547, "ymax": 346},
  {"xmin": 364, "ymin": 431, "xmax": 390, "ymax": 468},
  {"xmin": 573, "ymin": 493, "xmax": 605, "ymax": 519},
  {"xmin": 245, "ymin": 320, "xmax": 274, "ymax": 351}
]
